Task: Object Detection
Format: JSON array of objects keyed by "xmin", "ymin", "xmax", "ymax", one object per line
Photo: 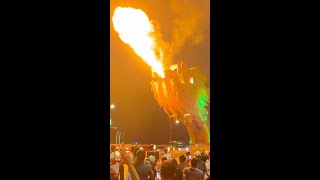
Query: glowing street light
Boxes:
[
  {"xmin": 190, "ymin": 77, "xmax": 194, "ymax": 84},
  {"xmin": 110, "ymin": 104, "xmax": 115, "ymax": 109},
  {"xmin": 169, "ymin": 115, "xmax": 181, "ymax": 142}
]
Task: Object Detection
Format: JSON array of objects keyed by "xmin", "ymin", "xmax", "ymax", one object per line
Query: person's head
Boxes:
[
  {"xmin": 148, "ymin": 151, "xmax": 155, "ymax": 157},
  {"xmin": 155, "ymin": 151, "xmax": 160, "ymax": 161},
  {"xmin": 191, "ymin": 158, "xmax": 198, "ymax": 168},
  {"xmin": 161, "ymin": 160, "xmax": 176, "ymax": 179},
  {"xmin": 201, "ymin": 154, "xmax": 208, "ymax": 162},
  {"xmin": 163, "ymin": 148, "xmax": 168, "ymax": 154},
  {"xmin": 131, "ymin": 146, "xmax": 138, "ymax": 157},
  {"xmin": 194, "ymin": 151, "xmax": 201, "ymax": 159},
  {"xmin": 162, "ymin": 157, "xmax": 167, "ymax": 162},
  {"xmin": 148, "ymin": 155, "xmax": 156, "ymax": 164},
  {"xmin": 186, "ymin": 151, "xmax": 191, "ymax": 156},
  {"xmin": 179, "ymin": 155, "xmax": 186, "ymax": 163},
  {"xmin": 171, "ymin": 158, "xmax": 178, "ymax": 168},
  {"xmin": 150, "ymin": 144, "xmax": 154, "ymax": 151},
  {"xmin": 111, "ymin": 145, "xmax": 117, "ymax": 152},
  {"xmin": 205, "ymin": 150, "xmax": 209, "ymax": 156},
  {"xmin": 201, "ymin": 152, "xmax": 205, "ymax": 156},
  {"xmin": 131, "ymin": 145, "xmax": 136, "ymax": 152},
  {"xmin": 136, "ymin": 149, "xmax": 146, "ymax": 162}
]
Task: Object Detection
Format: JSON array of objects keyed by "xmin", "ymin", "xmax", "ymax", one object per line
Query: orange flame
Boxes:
[{"xmin": 112, "ymin": 7, "xmax": 165, "ymax": 78}]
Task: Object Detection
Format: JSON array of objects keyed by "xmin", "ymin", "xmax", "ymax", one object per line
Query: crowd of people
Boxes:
[{"xmin": 110, "ymin": 144, "xmax": 210, "ymax": 180}]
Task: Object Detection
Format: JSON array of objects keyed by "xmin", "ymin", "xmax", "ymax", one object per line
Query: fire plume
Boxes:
[{"xmin": 112, "ymin": 7, "xmax": 165, "ymax": 78}]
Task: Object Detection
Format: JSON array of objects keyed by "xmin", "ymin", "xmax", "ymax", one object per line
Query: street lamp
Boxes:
[
  {"xmin": 169, "ymin": 115, "xmax": 175, "ymax": 142},
  {"xmin": 116, "ymin": 132, "xmax": 121, "ymax": 144},
  {"xmin": 169, "ymin": 115, "xmax": 180, "ymax": 142},
  {"xmin": 110, "ymin": 104, "xmax": 124, "ymax": 144},
  {"xmin": 170, "ymin": 122, "xmax": 173, "ymax": 142},
  {"xmin": 110, "ymin": 103, "xmax": 117, "ymax": 144}
]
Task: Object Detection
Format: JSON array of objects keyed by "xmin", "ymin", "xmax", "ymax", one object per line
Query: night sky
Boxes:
[{"xmin": 110, "ymin": 0, "xmax": 210, "ymax": 144}]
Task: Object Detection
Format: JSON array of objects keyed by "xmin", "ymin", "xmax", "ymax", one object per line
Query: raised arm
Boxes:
[
  {"xmin": 119, "ymin": 149, "xmax": 140, "ymax": 180},
  {"xmin": 182, "ymin": 169, "xmax": 187, "ymax": 180}
]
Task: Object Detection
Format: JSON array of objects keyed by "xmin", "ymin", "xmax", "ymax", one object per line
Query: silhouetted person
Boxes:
[
  {"xmin": 202, "ymin": 153, "xmax": 210, "ymax": 179},
  {"xmin": 176, "ymin": 155, "xmax": 187, "ymax": 180},
  {"xmin": 148, "ymin": 155, "xmax": 157, "ymax": 176},
  {"xmin": 163, "ymin": 148, "xmax": 172, "ymax": 160},
  {"xmin": 155, "ymin": 150, "xmax": 160, "ymax": 162},
  {"xmin": 134, "ymin": 150, "xmax": 154, "ymax": 180},
  {"xmin": 183, "ymin": 158, "xmax": 204, "ymax": 180},
  {"xmin": 171, "ymin": 158, "xmax": 180, "ymax": 180},
  {"xmin": 185, "ymin": 152, "xmax": 192, "ymax": 167},
  {"xmin": 131, "ymin": 146, "xmax": 138, "ymax": 164},
  {"xmin": 161, "ymin": 160, "xmax": 176, "ymax": 180},
  {"xmin": 110, "ymin": 145, "xmax": 121, "ymax": 178},
  {"xmin": 147, "ymin": 145, "xmax": 156, "ymax": 157},
  {"xmin": 194, "ymin": 151, "xmax": 207, "ymax": 174}
]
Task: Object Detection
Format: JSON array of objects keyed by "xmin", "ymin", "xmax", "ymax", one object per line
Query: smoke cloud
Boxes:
[{"xmin": 162, "ymin": 0, "xmax": 209, "ymax": 65}]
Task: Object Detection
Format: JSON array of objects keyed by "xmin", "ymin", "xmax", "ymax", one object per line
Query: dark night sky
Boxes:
[{"xmin": 110, "ymin": 0, "xmax": 210, "ymax": 144}]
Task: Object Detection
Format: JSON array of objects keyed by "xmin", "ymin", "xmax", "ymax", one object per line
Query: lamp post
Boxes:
[
  {"xmin": 169, "ymin": 115, "xmax": 175, "ymax": 142},
  {"xmin": 110, "ymin": 103, "xmax": 118, "ymax": 144},
  {"xmin": 169, "ymin": 115, "xmax": 180, "ymax": 142},
  {"xmin": 170, "ymin": 122, "xmax": 173, "ymax": 142},
  {"xmin": 110, "ymin": 103, "xmax": 115, "ymax": 128},
  {"xmin": 110, "ymin": 103, "xmax": 125, "ymax": 144},
  {"xmin": 116, "ymin": 132, "xmax": 122, "ymax": 144}
]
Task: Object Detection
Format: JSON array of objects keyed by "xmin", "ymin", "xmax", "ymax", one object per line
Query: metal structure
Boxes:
[
  {"xmin": 116, "ymin": 132, "xmax": 121, "ymax": 144},
  {"xmin": 150, "ymin": 61, "xmax": 210, "ymax": 150}
]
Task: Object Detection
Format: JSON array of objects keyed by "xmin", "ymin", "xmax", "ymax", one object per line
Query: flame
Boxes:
[{"xmin": 112, "ymin": 7, "xmax": 165, "ymax": 78}]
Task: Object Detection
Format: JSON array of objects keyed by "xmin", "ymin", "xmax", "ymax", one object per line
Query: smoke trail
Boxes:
[{"xmin": 162, "ymin": 0, "xmax": 209, "ymax": 65}]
